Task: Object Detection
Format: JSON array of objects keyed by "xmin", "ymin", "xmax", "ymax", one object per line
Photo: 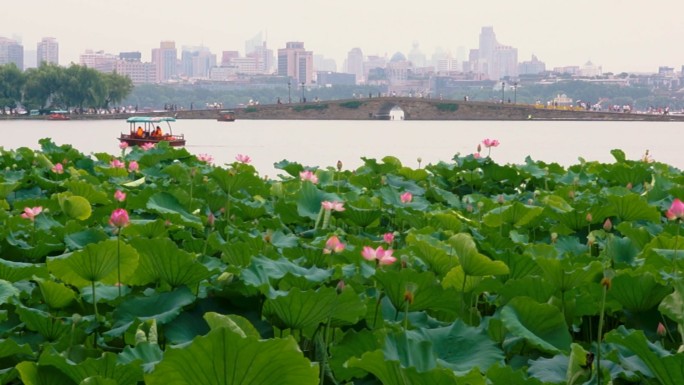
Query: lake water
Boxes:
[{"xmin": 1, "ymin": 119, "xmax": 682, "ymax": 176}]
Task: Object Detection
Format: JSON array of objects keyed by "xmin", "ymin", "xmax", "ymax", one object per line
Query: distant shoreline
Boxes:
[{"xmin": 3, "ymin": 98, "xmax": 684, "ymax": 122}]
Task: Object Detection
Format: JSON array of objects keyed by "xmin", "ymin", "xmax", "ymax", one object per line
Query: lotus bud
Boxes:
[
  {"xmin": 586, "ymin": 213, "xmax": 592, "ymax": 222},
  {"xmin": 550, "ymin": 232, "xmax": 558, "ymax": 243},
  {"xmin": 626, "ymin": 182, "xmax": 633, "ymax": 190},
  {"xmin": 337, "ymin": 160, "xmax": 343, "ymax": 171},
  {"xmin": 603, "ymin": 218, "xmax": 612, "ymax": 232},
  {"xmin": 217, "ymin": 272, "xmax": 234, "ymax": 285},
  {"xmin": 72, "ymin": 313, "xmax": 82, "ymax": 324},
  {"xmin": 336, "ymin": 280, "xmax": 346, "ymax": 293},
  {"xmin": 657, "ymin": 322, "xmax": 667, "ymax": 337},
  {"xmin": 497, "ymin": 194, "xmax": 505, "ymax": 204}
]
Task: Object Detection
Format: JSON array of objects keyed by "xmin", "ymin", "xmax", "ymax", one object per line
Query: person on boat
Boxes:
[
  {"xmin": 136, "ymin": 126, "xmax": 144, "ymax": 138},
  {"xmin": 152, "ymin": 126, "xmax": 163, "ymax": 137}
]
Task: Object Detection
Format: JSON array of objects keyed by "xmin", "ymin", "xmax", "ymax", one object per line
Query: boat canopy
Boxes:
[
  {"xmin": 126, "ymin": 116, "xmax": 176, "ymax": 123},
  {"xmin": 51, "ymin": 110, "xmax": 69, "ymax": 114},
  {"xmin": 219, "ymin": 110, "xmax": 235, "ymax": 114}
]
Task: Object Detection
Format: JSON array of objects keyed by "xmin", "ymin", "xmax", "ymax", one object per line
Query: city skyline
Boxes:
[{"xmin": 4, "ymin": 0, "xmax": 684, "ymax": 74}]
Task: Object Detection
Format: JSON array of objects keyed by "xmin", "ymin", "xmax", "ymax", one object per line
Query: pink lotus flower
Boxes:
[
  {"xmin": 383, "ymin": 232, "xmax": 395, "ymax": 244},
  {"xmin": 323, "ymin": 235, "xmax": 345, "ymax": 254},
  {"xmin": 21, "ymin": 206, "xmax": 43, "ymax": 221},
  {"xmin": 321, "ymin": 201, "xmax": 345, "ymax": 212},
  {"xmin": 236, "ymin": 154, "xmax": 251, "ymax": 164},
  {"xmin": 119, "ymin": 142, "xmax": 129, "ymax": 150},
  {"xmin": 51, "ymin": 162, "xmax": 64, "ymax": 174},
  {"xmin": 361, "ymin": 246, "xmax": 397, "ymax": 266},
  {"xmin": 666, "ymin": 198, "xmax": 684, "ymax": 221},
  {"xmin": 482, "ymin": 138, "xmax": 500, "ymax": 148},
  {"xmin": 110, "ymin": 159, "xmax": 125, "ymax": 169},
  {"xmin": 473, "ymin": 152, "xmax": 481, "ymax": 159},
  {"xmin": 141, "ymin": 142, "xmax": 155, "ymax": 151},
  {"xmin": 128, "ymin": 161, "xmax": 139, "ymax": 172},
  {"xmin": 114, "ymin": 190, "xmax": 126, "ymax": 202},
  {"xmin": 197, "ymin": 153, "xmax": 214, "ymax": 164},
  {"xmin": 300, "ymin": 170, "xmax": 319, "ymax": 184},
  {"xmin": 400, "ymin": 192, "xmax": 413, "ymax": 204},
  {"xmin": 109, "ymin": 208, "xmax": 130, "ymax": 228}
]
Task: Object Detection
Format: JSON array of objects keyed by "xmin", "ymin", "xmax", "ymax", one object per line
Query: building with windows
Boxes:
[
  {"xmin": 79, "ymin": 50, "xmax": 118, "ymax": 72},
  {"xmin": 181, "ymin": 46, "xmax": 216, "ymax": 79},
  {"xmin": 0, "ymin": 37, "xmax": 23, "ymax": 70},
  {"xmin": 277, "ymin": 42, "xmax": 313, "ymax": 84},
  {"xmin": 346, "ymin": 47, "xmax": 364, "ymax": 84},
  {"xmin": 519, "ymin": 54, "xmax": 546, "ymax": 75},
  {"xmin": 245, "ymin": 32, "xmax": 275, "ymax": 74},
  {"xmin": 152, "ymin": 41, "xmax": 178, "ymax": 83},
  {"xmin": 476, "ymin": 27, "xmax": 518, "ymax": 80},
  {"xmin": 116, "ymin": 52, "xmax": 154, "ymax": 84},
  {"xmin": 37, "ymin": 37, "xmax": 58, "ymax": 66}
]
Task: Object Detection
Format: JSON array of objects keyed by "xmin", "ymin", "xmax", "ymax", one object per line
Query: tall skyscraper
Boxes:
[
  {"xmin": 245, "ymin": 32, "xmax": 274, "ymax": 74},
  {"xmin": 37, "ymin": 37, "xmax": 59, "ymax": 65},
  {"xmin": 477, "ymin": 27, "xmax": 518, "ymax": 80},
  {"xmin": 277, "ymin": 42, "xmax": 313, "ymax": 84},
  {"xmin": 152, "ymin": 41, "xmax": 178, "ymax": 83},
  {"xmin": 181, "ymin": 46, "xmax": 216, "ymax": 78},
  {"xmin": 0, "ymin": 37, "xmax": 24, "ymax": 70},
  {"xmin": 346, "ymin": 47, "xmax": 364, "ymax": 84}
]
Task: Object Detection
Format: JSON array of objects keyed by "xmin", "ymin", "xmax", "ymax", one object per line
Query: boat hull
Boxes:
[{"xmin": 118, "ymin": 134, "xmax": 185, "ymax": 147}]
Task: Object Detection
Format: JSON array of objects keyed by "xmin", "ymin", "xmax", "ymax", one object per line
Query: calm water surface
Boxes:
[{"xmin": 1, "ymin": 119, "xmax": 682, "ymax": 176}]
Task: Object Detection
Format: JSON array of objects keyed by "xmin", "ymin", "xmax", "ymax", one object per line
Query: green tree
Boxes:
[
  {"xmin": 23, "ymin": 62, "xmax": 66, "ymax": 110},
  {"xmin": 62, "ymin": 64, "xmax": 105, "ymax": 111},
  {"xmin": 103, "ymin": 72, "xmax": 133, "ymax": 109},
  {"xmin": 0, "ymin": 63, "xmax": 25, "ymax": 114}
]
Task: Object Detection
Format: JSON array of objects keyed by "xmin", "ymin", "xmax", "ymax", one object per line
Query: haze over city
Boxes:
[{"xmin": 4, "ymin": 0, "xmax": 684, "ymax": 73}]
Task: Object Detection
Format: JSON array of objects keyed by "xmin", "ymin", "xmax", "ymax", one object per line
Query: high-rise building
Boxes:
[
  {"xmin": 181, "ymin": 46, "xmax": 216, "ymax": 78},
  {"xmin": 221, "ymin": 51, "xmax": 239, "ymax": 66},
  {"xmin": 245, "ymin": 32, "xmax": 275, "ymax": 74},
  {"xmin": 79, "ymin": 50, "xmax": 117, "ymax": 72},
  {"xmin": 518, "ymin": 54, "xmax": 546, "ymax": 75},
  {"xmin": 0, "ymin": 37, "xmax": 24, "ymax": 70},
  {"xmin": 116, "ymin": 52, "xmax": 155, "ymax": 84},
  {"xmin": 477, "ymin": 27, "xmax": 518, "ymax": 80},
  {"xmin": 277, "ymin": 42, "xmax": 313, "ymax": 84},
  {"xmin": 346, "ymin": 48, "xmax": 364, "ymax": 84},
  {"xmin": 37, "ymin": 37, "xmax": 59, "ymax": 66},
  {"xmin": 152, "ymin": 41, "xmax": 178, "ymax": 83}
]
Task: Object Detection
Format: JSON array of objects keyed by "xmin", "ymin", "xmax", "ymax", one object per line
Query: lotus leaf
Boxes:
[
  {"xmin": 500, "ymin": 297, "xmax": 572, "ymax": 354},
  {"xmin": 145, "ymin": 327, "xmax": 319, "ymax": 385}
]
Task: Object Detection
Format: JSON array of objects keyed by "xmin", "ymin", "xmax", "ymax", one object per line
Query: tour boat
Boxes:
[
  {"xmin": 217, "ymin": 110, "xmax": 236, "ymax": 122},
  {"xmin": 118, "ymin": 116, "xmax": 185, "ymax": 147},
  {"xmin": 47, "ymin": 110, "xmax": 70, "ymax": 120}
]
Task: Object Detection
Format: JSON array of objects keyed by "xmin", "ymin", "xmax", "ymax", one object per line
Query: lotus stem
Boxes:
[
  {"xmin": 314, "ymin": 207, "xmax": 324, "ymax": 230},
  {"xmin": 596, "ymin": 277, "xmax": 609, "ymax": 385},
  {"xmin": 117, "ymin": 232, "xmax": 122, "ymax": 297},
  {"xmin": 91, "ymin": 281, "xmax": 99, "ymax": 319},
  {"xmin": 674, "ymin": 223, "xmax": 680, "ymax": 280}
]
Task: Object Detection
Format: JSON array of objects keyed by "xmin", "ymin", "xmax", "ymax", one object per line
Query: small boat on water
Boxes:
[
  {"xmin": 48, "ymin": 110, "xmax": 70, "ymax": 120},
  {"xmin": 118, "ymin": 116, "xmax": 186, "ymax": 147},
  {"xmin": 217, "ymin": 110, "xmax": 236, "ymax": 122}
]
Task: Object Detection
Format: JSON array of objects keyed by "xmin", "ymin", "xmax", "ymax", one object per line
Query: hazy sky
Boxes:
[{"xmin": 5, "ymin": 0, "xmax": 683, "ymax": 73}]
